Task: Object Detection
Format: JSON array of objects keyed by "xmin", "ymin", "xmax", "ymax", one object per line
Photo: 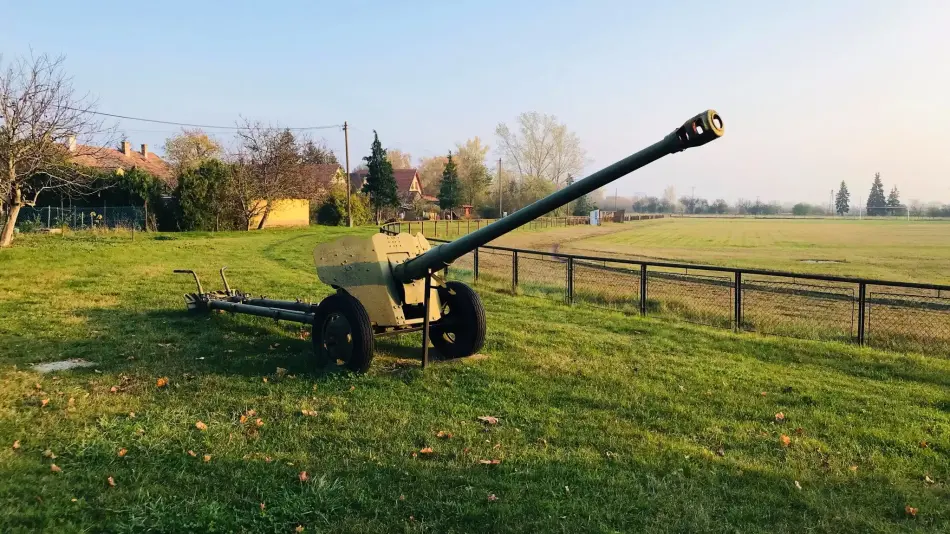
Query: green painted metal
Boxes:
[{"xmin": 393, "ymin": 109, "xmax": 724, "ymax": 283}]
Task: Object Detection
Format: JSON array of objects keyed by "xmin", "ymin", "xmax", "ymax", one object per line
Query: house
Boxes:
[
  {"xmin": 67, "ymin": 138, "xmax": 174, "ymax": 185},
  {"xmin": 298, "ymin": 163, "xmax": 346, "ymax": 199},
  {"xmin": 349, "ymin": 168, "xmax": 426, "ymax": 202}
]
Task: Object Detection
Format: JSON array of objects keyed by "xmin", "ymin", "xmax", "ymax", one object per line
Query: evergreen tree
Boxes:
[
  {"xmin": 886, "ymin": 185, "xmax": 901, "ymax": 212},
  {"xmin": 437, "ymin": 152, "xmax": 461, "ymax": 211},
  {"xmin": 834, "ymin": 181, "xmax": 850, "ymax": 215},
  {"xmin": 361, "ymin": 131, "xmax": 398, "ymax": 223},
  {"xmin": 866, "ymin": 172, "xmax": 886, "ymax": 216}
]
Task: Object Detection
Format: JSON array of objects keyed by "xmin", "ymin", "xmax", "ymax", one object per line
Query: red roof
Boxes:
[
  {"xmin": 298, "ymin": 163, "xmax": 343, "ymax": 197},
  {"xmin": 350, "ymin": 168, "xmax": 419, "ymax": 195},
  {"xmin": 422, "ymin": 194, "xmax": 438, "ymax": 202},
  {"xmin": 70, "ymin": 143, "xmax": 173, "ymax": 183}
]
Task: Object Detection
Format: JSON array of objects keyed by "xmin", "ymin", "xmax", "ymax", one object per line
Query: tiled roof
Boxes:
[
  {"xmin": 350, "ymin": 168, "xmax": 419, "ymax": 194},
  {"xmin": 70, "ymin": 144, "xmax": 173, "ymax": 183}
]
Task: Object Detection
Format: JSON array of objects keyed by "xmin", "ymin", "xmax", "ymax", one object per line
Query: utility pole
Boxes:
[
  {"xmin": 344, "ymin": 121, "xmax": 352, "ymax": 227},
  {"xmin": 830, "ymin": 189, "xmax": 834, "ymax": 217},
  {"xmin": 497, "ymin": 158, "xmax": 502, "ymax": 217},
  {"xmin": 692, "ymin": 185, "xmax": 696, "ymax": 214}
]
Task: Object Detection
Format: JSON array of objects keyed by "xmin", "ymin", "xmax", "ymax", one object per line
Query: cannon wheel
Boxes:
[
  {"xmin": 312, "ymin": 292, "xmax": 375, "ymax": 373},
  {"xmin": 431, "ymin": 281, "xmax": 486, "ymax": 359}
]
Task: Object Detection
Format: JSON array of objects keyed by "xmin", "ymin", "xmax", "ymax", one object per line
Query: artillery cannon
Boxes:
[{"xmin": 176, "ymin": 110, "xmax": 724, "ymax": 372}]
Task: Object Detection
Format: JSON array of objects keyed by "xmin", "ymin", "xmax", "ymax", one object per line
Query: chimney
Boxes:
[
  {"xmin": 67, "ymin": 135, "xmax": 77, "ymax": 153},
  {"xmin": 122, "ymin": 141, "xmax": 131, "ymax": 157},
  {"xmin": 141, "ymin": 144, "xmax": 149, "ymax": 160}
]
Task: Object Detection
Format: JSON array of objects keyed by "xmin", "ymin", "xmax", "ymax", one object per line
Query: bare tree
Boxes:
[
  {"xmin": 386, "ymin": 149, "xmax": 412, "ymax": 169},
  {"xmin": 0, "ymin": 53, "xmax": 114, "ymax": 247},
  {"xmin": 232, "ymin": 121, "xmax": 304, "ymax": 229},
  {"xmin": 495, "ymin": 112, "xmax": 585, "ymax": 189}
]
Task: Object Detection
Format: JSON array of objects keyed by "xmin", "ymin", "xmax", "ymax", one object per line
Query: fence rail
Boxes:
[
  {"xmin": 14, "ymin": 205, "xmax": 145, "ymax": 230},
  {"xmin": 380, "ymin": 222, "xmax": 950, "ymax": 356}
]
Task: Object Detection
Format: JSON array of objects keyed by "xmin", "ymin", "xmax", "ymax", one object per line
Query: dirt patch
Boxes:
[
  {"xmin": 799, "ymin": 259, "xmax": 845, "ymax": 264},
  {"xmin": 32, "ymin": 359, "xmax": 96, "ymax": 373}
]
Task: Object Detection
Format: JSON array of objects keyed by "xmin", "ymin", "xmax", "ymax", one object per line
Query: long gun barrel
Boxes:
[{"xmin": 393, "ymin": 109, "xmax": 724, "ymax": 283}]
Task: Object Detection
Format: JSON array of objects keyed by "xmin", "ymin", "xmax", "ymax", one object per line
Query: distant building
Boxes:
[
  {"xmin": 349, "ymin": 168, "xmax": 425, "ymax": 203},
  {"xmin": 67, "ymin": 137, "xmax": 174, "ymax": 185}
]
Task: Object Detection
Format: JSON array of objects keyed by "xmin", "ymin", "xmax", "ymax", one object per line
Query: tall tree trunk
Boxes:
[
  {"xmin": 256, "ymin": 204, "xmax": 271, "ymax": 230},
  {"xmin": 0, "ymin": 185, "xmax": 23, "ymax": 248},
  {"xmin": 144, "ymin": 199, "xmax": 150, "ymax": 231}
]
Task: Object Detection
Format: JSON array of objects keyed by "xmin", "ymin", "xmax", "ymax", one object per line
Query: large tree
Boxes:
[
  {"xmin": 454, "ymin": 137, "xmax": 491, "ymax": 207},
  {"xmin": 495, "ymin": 112, "xmax": 585, "ymax": 189},
  {"xmin": 163, "ymin": 128, "xmax": 222, "ymax": 173},
  {"xmin": 362, "ymin": 131, "xmax": 398, "ymax": 223},
  {"xmin": 437, "ymin": 153, "xmax": 461, "ymax": 211},
  {"xmin": 298, "ymin": 138, "xmax": 338, "ymax": 165},
  {"xmin": 866, "ymin": 173, "xmax": 887, "ymax": 216},
  {"xmin": 232, "ymin": 123, "xmax": 304, "ymax": 229},
  {"xmin": 386, "ymin": 149, "xmax": 412, "ymax": 169},
  {"xmin": 0, "ymin": 53, "xmax": 113, "ymax": 247},
  {"xmin": 417, "ymin": 155, "xmax": 447, "ymax": 196},
  {"xmin": 835, "ymin": 181, "xmax": 850, "ymax": 215},
  {"xmin": 886, "ymin": 185, "xmax": 901, "ymax": 211},
  {"xmin": 177, "ymin": 159, "xmax": 236, "ymax": 231}
]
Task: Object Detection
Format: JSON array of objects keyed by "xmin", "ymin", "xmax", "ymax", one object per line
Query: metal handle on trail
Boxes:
[
  {"xmin": 392, "ymin": 109, "xmax": 724, "ymax": 283},
  {"xmin": 173, "ymin": 269, "xmax": 204, "ymax": 294}
]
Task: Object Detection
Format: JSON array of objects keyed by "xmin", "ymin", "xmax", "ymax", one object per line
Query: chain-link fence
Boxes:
[
  {"xmin": 381, "ymin": 224, "xmax": 950, "ymax": 356},
  {"xmin": 14, "ymin": 205, "xmax": 145, "ymax": 231}
]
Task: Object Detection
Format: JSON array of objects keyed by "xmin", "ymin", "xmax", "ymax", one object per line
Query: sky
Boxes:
[{"xmin": 5, "ymin": 1, "xmax": 950, "ymax": 205}]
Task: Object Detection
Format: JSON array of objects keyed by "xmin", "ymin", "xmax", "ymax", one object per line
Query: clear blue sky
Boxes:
[{"xmin": 5, "ymin": 1, "xmax": 949, "ymax": 204}]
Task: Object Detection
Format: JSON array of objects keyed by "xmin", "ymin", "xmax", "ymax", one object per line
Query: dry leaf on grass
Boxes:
[
  {"xmin": 35, "ymin": 383, "xmax": 42, "ymax": 390},
  {"xmin": 107, "ymin": 476, "xmax": 116, "ymax": 487},
  {"xmin": 262, "ymin": 377, "xmax": 268, "ymax": 383},
  {"xmin": 298, "ymin": 471, "xmax": 309, "ymax": 482},
  {"xmin": 295, "ymin": 526, "xmax": 305, "ymax": 533},
  {"xmin": 419, "ymin": 447, "xmax": 434, "ymax": 455},
  {"xmin": 195, "ymin": 421, "xmax": 208, "ymax": 431},
  {"xmin": 774, "ymin": 412, "xmax": 786, "ymax": 422},
  {"xmin": 187, "ymin": 450, "xmax": 197, "ymax": 457},
  {"xmin": 349, "ymin": 385, "xmax": 356, "ymax": 392},
  {"xmin": 919, "ymin": 441, "xmax": 929, "ymax": 449},
  {"xmin": 40, "ymin": 399, "xmax": 49, "ymax": 408},
  {"xmin": 260, "ymin": 502, "xmax": 266, "ymax": 511},
  {"xmin": 12, "ymin": 440, "xmax": 20, "ymax": 450},
  {"xmin": 487, "ymin": 493, "xmax": 498, "ymax": 502},
  {"xmin": 255, "ymin": 418, "xmax": 264, "ymax": 428},
  {"xmin": 479, "ymin": 459, "xmax": 501, "ymax": 465},
  {"xmin": 118, "ymin": 448, "xmax": 127, "ymax": 457},
  {"xmin": 477, "ymin": 416, "xmax": 499, "ymax": 425},
  {"xmin": 110, "ymin": 386, "xmax": 118, "ymax": 393},
  {"xmin": 436, "ymin": 431, "xmax": 453, "ymax": 439},
  {"xmin": 924, "ymin": 475, "xmax": 935, "ymax": 484},
  {"xmin": 239, "ymin": 415, "xmax": 248, "ymax": 424},
  {"xmin": 156, "ymin": 377, "xmax": 169, "ymax": 388},
  {"xmin": 794, "ymin": 480, "xmax": 802, "ymax": 490},
  {"xmin": 760, "ymin": 391, "xmax": 767, "ymax": 397},
  {"xmin": 715, "ymin": 448, "xmax": 725, "ymax": 457},
  {"xmin": 203, "ymin": 454, "xmax": 212, "ymax": 463},
  {"xmin": 780, "ymin": 435, "xmax": 791, "ymax": 447},
  {"xmin": 276, "ymin": 367, "xmax": 288, "ymax": 377},
  {"xmin": 905, "ymin": 505, "xmax": 918, "ymax": 517},
  {"xmin": 301, "ymin": 410, "xmax": 318, "ymax": 417},
  {"xmin": 849, "ymin": 465, "xmax": 858, "ymax": 472},
  {"xmin": 50, "ymin": 464, "xmax": 62, "ymax": 473},
  {"xmin": 43, "ymin": 449, "xmax": 56, "ymax": 459}
]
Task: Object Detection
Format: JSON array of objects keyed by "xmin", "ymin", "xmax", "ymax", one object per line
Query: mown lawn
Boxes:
[
  {"xmin": 0, "ymin": 228, "xmax": 948, "ymax": 533},
  {"xmin": 567, "ymin": 218, "xmax": 950, "ymax": 284}
]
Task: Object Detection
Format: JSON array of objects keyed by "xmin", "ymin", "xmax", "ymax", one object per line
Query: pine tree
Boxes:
[
  {"xmin": 834, "ymin": 181, "xmax": 850, "ymax": 216},
  {"xmin": 362, "ymin": 131, "xmax": 398, "ymax": 223},
  {"xmin": 437, "ymin": 152, "xmax": 461, "ymax": 211},
  {"xmin": 866, "ymin": 172, "xmax": 886, "ymax": 216},
  {"xmin": 886, "ymin": 185, "xmax": 901, "ymax": 212}
]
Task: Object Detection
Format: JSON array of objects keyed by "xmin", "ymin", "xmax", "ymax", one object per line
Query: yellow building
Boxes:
[{"xmin": 248, "ymin": 199, "xmax": 310, "ymax": 229}]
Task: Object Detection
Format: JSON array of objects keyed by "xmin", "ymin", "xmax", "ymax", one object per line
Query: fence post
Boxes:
[
  {"xmin": 473, "ymin": 247, "xmax": 479, "ymax": 283},
  {"xmin": 467, "ymin": 219, "xmax": 471, "ymax": 234},
  {"xmin": 567, "ymin": 257, "xmax": 575, "ymax": 305},
  {"xmin": 639, "ymin": 264, "xmax": 647, "ymax": 315},
  {"xmin": 857, "ymin": 282, "xmax": 867, "ymax": 345},
  {"xmin": 734, "ymin": 272, "xmax": 742, "ymax": 332},
  {"xmin": 512, "ymin": 251, "xmax": 519, "ymax": 293},
  {"xmin": 433, "ymin": 220, "xmax": 438, "ymax": 237}
]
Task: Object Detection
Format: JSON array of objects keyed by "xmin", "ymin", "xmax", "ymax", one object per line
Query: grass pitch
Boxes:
[{"xmin": 0, "ymin": 228, "xmax": 948, "ymax": 533}]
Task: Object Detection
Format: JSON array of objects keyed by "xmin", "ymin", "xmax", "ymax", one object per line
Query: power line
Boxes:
[{"xmin": 63, "ymin": 106, "xmax": 343, "ymax": 131}]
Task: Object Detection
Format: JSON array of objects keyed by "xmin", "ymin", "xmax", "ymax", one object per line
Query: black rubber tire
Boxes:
[
  {"xmin": 430, "ymin": 281, "xmax": 486, "ymax": 360},
  {"xmin": 311, "ymin": 292, "xmax": 375, "ymax": 373}
]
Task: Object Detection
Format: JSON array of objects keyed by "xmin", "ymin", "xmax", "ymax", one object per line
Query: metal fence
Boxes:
[
  {"xmin": 14, "ymin": 205, "xmax": 145, "ymax": 230},
  {"xmin": 380, "ymin": 222, "xmax": 950, "ymax": 356},
  {"xmin": 388, "ymin": 216, "xmax": 590, "ymax": 238}
]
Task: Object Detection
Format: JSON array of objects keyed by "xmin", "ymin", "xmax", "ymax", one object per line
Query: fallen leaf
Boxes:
[
  {"xmin": 265, "ymin": 456, "xmax": 272, "ymax": 463},
  {"xmin": 275, "ymin": 367, "xmax": 287, "ymax": 377},
  {"xmin": 924, "ymin": 475, "xmax": 935, "ymax": 484},
  {"xmin": 203, "ymin": 454, "xmax": 211, "ymax": 463},
  {"xmin": 477, "ymin": 416, "xmax": 499, "ymax": 425},
  {"xmin": 479, "ymin": 459, "xmax": 501, "ymax": 465},
  {"xmin": 260, "ymin": 502, "xmax": 266, "ymax": 511},
  {"xmin": 246, "ymin": 409, "xmax": 257, "ymax": 417},
  {"xmin": 905, "ymin": 505, "xmax": 918, "ymax": 517},
  {"xmin": 156, "ymin": 377, "xmax": 169, "ymax": 388},
  {"xmin": 349, "ymin": 385, "xmax": 356, "ymax": 392},
  {"xmin": 110, "ymin": 386, "xmax": 118, "ymax": 393},
  {"xmin": 399, "ymin": 494, "xmax": 405, "ymax": 501},
  {"xmin": 239, "ymin": 415, "xmax": 248, "ymax": 424},
  {"xmin": 760, "ymin": 391, "xmax": 767, "ymax": 397},
  {"xmin": 795, "ymin": 427, "xmax": 804, "ymax": 435},
  {"xmin": 71, "ymin": 498, "xmax": 77, "ymax": 502},
  {"xmin": 68, "ymin": 398, "xmax": 75, "ymax": 407},
  {"xmin": 34, "ymin": 383, "xmax": 42, "ymax": 390},
  {"xmin": 12, "ymin": 440, "xmax": 20, "ymax": 450},
  {"xmin": 187, "ymin": 450, "xmax": 197, "ymax": 457},
  {"xmin": 919, "ymin": 441, "xmax": 929, "ymax": 449},
  {"xmin": 298, "ymin": 471, "xmax": 308, "ymax": 482},
  {"xmin": 255, "ymin": 418, "xmax": 264, "ymax": 427},
  {"xmin": 462, "ymin": 447, "xmax": 471, "ymax": 454},
  {"xmin": 774, "ymin": 412, "xmax": 786, "ymax": 423},
  {"xmin": 118, "ymin": 448, "xmax": 127, "ymax": 457},
  {"xmin": 487, "ymin": 493, "xmax": 498, "ymax": 502},
  {"xmin": 107, "ymin": 476, "xmax": 116, "ymax": 487},
  {"xmin": 794, "ymin": 480, "xmax": 802, "ymax": 490},
  {"xmin": 128, "ymin": 412, "xmax": 135, "ymax": 418},
  {"xmin": 136, "ymin": 428, "xmax": 145, "ymax": 435},
  {"xmin": 195, "ymin": 421, "xmax": 208, "ymax": 431},
  {"xmin": 301, "ymin": 410, "xmax": 317, "ymax": 417},
  {"xmin": 436, "ymin": 431, "xmax": 453, "ymax": 439},
  {"xmin": 50, "ymin": 464, "xmax": 62, "ymax": 473},
  {"xmin": 419, "ymin": 447, "xmax": 434, "ymax": 455},
  {"xmin": 780, "ymin": 435, "xmax": 791, "ymax": 447},
  {"xmin": 849, "ymin": 465, "xmax": 858, "ymax": 472},
  {"xmin": 715, "ymin": 448, "xmax": 725, "ymax": 457},
  {"xmin": 41, "ymin": 399, "xmax": 49, "ymax": 408},
  {"xmin": 262, "ymin": 377, "xmax": 268, "ymax": 383},
  {"xmin": 43, "ymin": 449, "xmax": 56, "ymax": 459},
  {"xmin": 295, "ymin": 526, "xmax": 304, "ymax": 533}
]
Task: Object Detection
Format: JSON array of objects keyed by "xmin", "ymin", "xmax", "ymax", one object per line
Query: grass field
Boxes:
[
  {"xmin": 563, "ymin": 218, "xmax": 950, "ymax": 284},
  {"xmin": 1, "ymin": 228, "xmax": 949, "ymax": 532}
]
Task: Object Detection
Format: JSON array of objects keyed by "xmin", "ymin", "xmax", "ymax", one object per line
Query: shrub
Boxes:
[{"xmin": 315, "ymin": 187, "xmax": 372, "ymax": 226}]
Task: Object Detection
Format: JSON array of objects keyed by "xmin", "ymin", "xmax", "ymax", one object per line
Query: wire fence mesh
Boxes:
[
  {"xmin": 380, "ymin": 225, "xmax": 950, "ymax": 357},
  {"xmin": 14, "ymin": 206, "xmax": 145, "ymax": 231}
]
